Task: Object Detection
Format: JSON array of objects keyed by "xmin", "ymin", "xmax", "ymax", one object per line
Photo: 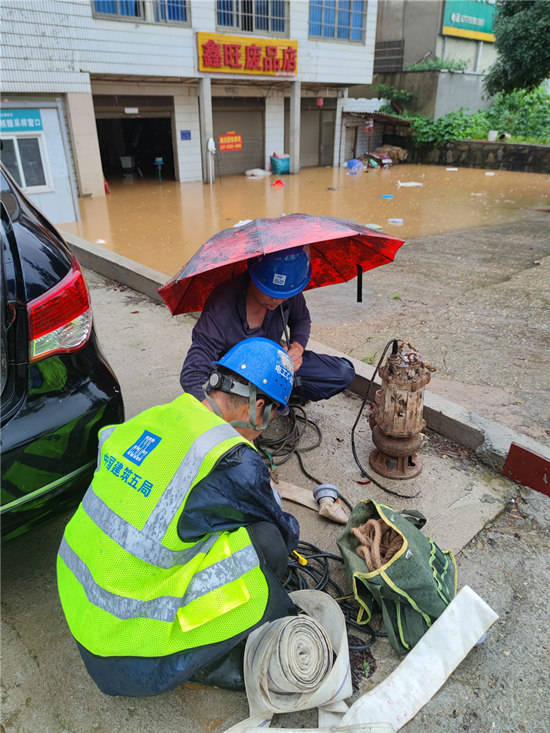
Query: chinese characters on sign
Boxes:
[
  {"xmin": 198, "ymin": 33, "xmax": 298, "ymax": 76},
  {"xmin": 219, "ymin": 131, "xmax": 243, "ymax": 151},
  {"xmin": 442, "ymin": 0, "xmax": 496, "ymax": 42},
  {"xmin": 0, "ymin": 109, "xmax": 43, "ymax": 131}
]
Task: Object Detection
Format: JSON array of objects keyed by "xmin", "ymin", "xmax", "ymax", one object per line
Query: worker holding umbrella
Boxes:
[
  {"xmin": 159, "ymin": 213, "xmax": 404, "ymax": 404},
  {"xmin": 180, "ymin": 244, "xmax": 355, "ymax": 405}
]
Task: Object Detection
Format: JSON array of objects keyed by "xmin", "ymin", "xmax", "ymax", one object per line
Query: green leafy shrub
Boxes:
[
  {"xmin": 376, "ymin": 84, "xmax": 416, "ymax": 107},
  {"xmin": 405, "ymin": 85, "xmax": 550, "ymax": 145},
  {"xmin": 406, "ymin": 56, "xmax": 468, "ymax": 72},
  {"xmin": 406, "ymin": 109, "xmax": 490, "ymax": 144},
  {"xmin": 484, "ymin": 86, "xmax": 550, "ymax": 141}
]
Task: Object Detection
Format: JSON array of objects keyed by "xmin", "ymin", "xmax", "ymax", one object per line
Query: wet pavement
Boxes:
[
  {"xmin": 59, "ymin": 165, "xmax": 550, "ymax": 277},
  {"xmin": 2, "ymin": 270, "xmax": 549, "ymax": 733}
]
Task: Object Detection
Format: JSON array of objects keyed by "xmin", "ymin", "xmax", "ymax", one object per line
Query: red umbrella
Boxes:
[{"xmin": 158, "ymin": 213, "xmax": 404, "ymax": 315}]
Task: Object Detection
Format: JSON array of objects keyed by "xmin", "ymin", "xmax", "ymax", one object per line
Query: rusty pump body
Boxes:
[{"xmin": 369, "ymin": 341, "xmax": 435, "ymax": 480}]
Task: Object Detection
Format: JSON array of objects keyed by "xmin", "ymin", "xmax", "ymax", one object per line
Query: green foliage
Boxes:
[
  {"xmin": 405, "ymin": 109, "xmax": 488, "ymax": 145},
  {"xmin": 405, "ymin": 86, "xmax": 550, "ymax": 145},
  {"xmin": 377, "ymin": 102, "xmax": 395, "ymax": 115},
  {"xmin": 376, "ymin": 84, "xmax": 416, "ymax": 107},
  {"xmin": 484, "ymin": 86, "xmax": 550, "ymax": 141},
  {"xmin": 406, "ymin": 56, "xmax": 468, "ymax": 72},
  {"xmin": 485, "ymin": 0, "xmax": 550, "ymax": 94}
]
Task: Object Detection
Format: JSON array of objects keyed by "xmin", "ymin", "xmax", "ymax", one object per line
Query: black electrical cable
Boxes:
[
  {"xmin": 257, "ymin": 338, "xmax": 418, "ymax": 501},
  {"xmin": 256, "ymin": 404, "xmax": 321, "ymax": 471},
  {"xmin": 350, "ymin": 339, "xmax": 420, "ymax": 500},
  {"xmin": 284, "ymin": 540, "xmax": 387, "ymax": 651},
  {"xmin": 257, "ymin": 406, "xmax": 357, "ymax": 509}
]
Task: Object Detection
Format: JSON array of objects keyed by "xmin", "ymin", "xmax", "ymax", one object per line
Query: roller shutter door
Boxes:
[
  {"xmin": 212, "ymin": 98, "xmax": 264, "ymax": 176},
  {"xmin": 284, "ymin": 100, "xmax": 336, "ymax": 168},
  {"xmin": 300, "ymin": 109, "xmax": 321, "ymax": 168}
]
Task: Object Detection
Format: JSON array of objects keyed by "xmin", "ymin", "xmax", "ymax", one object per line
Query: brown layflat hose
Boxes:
[{"xmin": 352, "ymin": 519, "xmax": 403, "ymax": 571}]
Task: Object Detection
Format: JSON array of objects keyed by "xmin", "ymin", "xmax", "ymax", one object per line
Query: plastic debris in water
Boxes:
[
  {"xmin": 485, "ymin": 171, "xmax": 496, "ymax": 176},
  {"xmin": 96, "ymin": 238, "xmax": 107, "ymax": 244},
  {"xmin": 397, "ymin": 181, "xmax": 423, "ymax": 187},
  {"xmin": 347, "ymin": 158, "xmax": 365, "ymax": 174},
  {"xmin": 381, "ymin": 194, "xmax": 394, "ymax": 199},
  {"xmin": 388, "ymin": 218, "xmax": 404, "ymax": 225},
  {"xmin": 366, "ymin": 223, "xmax": 383, "ymax": 230},
  {"xmin": 245, "ymin": 168, "xmax": 270, "ymax": 178},
  {"xmin": 446, "ymin": 167, "xmax": 458, "ymax": 171}
]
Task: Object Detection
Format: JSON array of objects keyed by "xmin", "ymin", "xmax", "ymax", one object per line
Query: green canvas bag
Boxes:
[{"xmin": 337, "ymin": 499, "xmax": 458, "ymax": 655}]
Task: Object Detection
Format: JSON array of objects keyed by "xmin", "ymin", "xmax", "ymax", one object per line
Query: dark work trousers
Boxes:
[
  {"xmin": 292, "ymin": 350, "xmax": 355, "ymax": 402},
  {"xmin": 76, "ymin": 522, "xmax": 295, "ymax": 696}
]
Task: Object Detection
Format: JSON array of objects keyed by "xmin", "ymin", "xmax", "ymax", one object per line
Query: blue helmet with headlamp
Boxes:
[
  {"xmin": 204, "ymin": 337, "xmax": 294, "ymax": 430},
  {"xmin": 248, "ymin": 245, "xmax": 312, "ymax": 299}
]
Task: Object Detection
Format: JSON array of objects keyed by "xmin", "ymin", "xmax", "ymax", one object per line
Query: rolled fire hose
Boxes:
[
  {"xmin": 224, "ymin": 586, "xmax": 498, "ymax": 733},
  {"xmin": 224, "ymin": 590, "xmax": 355, "ymax": 732}
]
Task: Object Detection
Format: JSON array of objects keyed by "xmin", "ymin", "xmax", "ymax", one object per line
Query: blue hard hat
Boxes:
[
  {"xmin": 248, "ymin": 245, "xmax": 312, "ymax": 299},
  {"xmin": 214, "ymin": 337, "xmax": 294, "ymax": 411}
]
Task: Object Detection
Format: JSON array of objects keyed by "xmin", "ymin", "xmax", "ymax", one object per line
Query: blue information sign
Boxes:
[
  {"xmin": 0, "ymin": 109, "xmax": 43, "ymax": 132},
  {"xmin": 180, "ymin": 130, "xmax": 191, "ymax": 141}
]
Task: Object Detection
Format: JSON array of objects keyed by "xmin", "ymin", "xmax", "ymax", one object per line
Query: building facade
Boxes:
[
  {"xmin": 374, "ymin": 0, "xmax": 497, "ymax": 74},
  {"xmin": 1, "ymin": 0, "xmax": 378, "ymax": 223},
  {"xmin": 354, "ymin": 0, "xmax": 498, "ymax": 119}
]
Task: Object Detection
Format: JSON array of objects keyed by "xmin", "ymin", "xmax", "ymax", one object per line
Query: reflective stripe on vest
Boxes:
[
  {"xmin": 144, "ymin": 422, "xmax": 236, "ymax": 541},
  {"xmin": 57, "ymin": 396, "xmax": 269, "ymax": 657},
  {"xmin": 80, "ymin": 422, "xmax": 237, "ymax": 568},
  {"xmin": 58, "ymin": 536, "xmax": 258, "ymax": 621},
  {"xmin": 73, "ymin": 422, "xmax": 243, "ymax": 574},
  {"xmin": 81, "ymin": 489, "xmax": 220, "ymax": 569}
]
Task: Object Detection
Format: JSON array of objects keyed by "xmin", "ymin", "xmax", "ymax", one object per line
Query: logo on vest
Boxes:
[{"xmin": 123, "ymin": 430, "xmax": 162, "ymax": 466}]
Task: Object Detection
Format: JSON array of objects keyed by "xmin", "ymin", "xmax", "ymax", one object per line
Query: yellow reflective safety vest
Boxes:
[{"xmin": 57, "ymin": 394, "xmax": 270, "ymax": 658}]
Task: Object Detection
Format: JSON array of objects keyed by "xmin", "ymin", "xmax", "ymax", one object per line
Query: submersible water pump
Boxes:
[{"xmin": 369, "ymin": 341, "xmax": 435, "ymax": 480}]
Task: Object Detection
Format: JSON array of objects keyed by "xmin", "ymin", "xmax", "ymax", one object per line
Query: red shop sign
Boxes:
[{"xmin": 219, "ymin": 131, "xmax": 243, "ymax": 151}]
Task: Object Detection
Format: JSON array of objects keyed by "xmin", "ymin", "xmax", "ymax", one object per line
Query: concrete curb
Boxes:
[
  {"xmin": 63, "ymin": 231, "xmax": 168, "ymax": 305},
  {"xmin": 315, "ymin": 339, "xmax": 550, "ymax": 473},
  {"xmin": 63, "ymin": 232, "xmax": 550, "ymax": 480}
]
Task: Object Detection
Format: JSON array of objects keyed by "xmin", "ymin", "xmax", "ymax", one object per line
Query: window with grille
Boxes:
[
  {"xmin": 92, "ymin": 1, "xmax": 189, "ymax": 24},
  {"xmin": 93, "ymin": 1, "xmax": 145, "ymax": 19},
  {"xmin": 217, "ymin": 1, "xmax": 287, "ymax": 35},
  {"xmin": 153, "ymin": 0, "xmax": 188, "ymax": 23},
  {"xmin": 309, "ymin": 0, "xmax": 366, "ymax": 41},
  {"xmin": 0, "ymin": 136, "xmax": 50, "ymax": 191}
]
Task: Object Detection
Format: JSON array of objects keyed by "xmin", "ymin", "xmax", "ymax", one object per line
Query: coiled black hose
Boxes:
[{"xmin": 284, "ymin": 540, "xmax": 387, "ymax": 651}]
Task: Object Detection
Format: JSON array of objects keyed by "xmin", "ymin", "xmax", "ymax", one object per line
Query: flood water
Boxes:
[{"xmin": 60, "ymin": 164, "xmax": 550, "ymax": 277}]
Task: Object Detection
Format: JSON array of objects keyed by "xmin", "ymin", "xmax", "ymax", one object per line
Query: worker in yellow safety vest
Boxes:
[{"xmin": 57, "ymin": 337, "xmax": 299, "ymax": 696}]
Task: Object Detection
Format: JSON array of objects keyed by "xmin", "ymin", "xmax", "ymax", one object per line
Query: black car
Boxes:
[{"xmin": 1, "ymin": 164, "xmax": 124, "ymax": 541}]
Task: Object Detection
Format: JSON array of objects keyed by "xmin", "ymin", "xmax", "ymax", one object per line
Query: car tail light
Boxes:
[{"xmin": 27, "ymin": 258, "xmax": 92, "ymax": 362}]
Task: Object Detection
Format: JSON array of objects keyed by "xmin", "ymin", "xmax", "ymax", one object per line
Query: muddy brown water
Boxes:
[{"xmin": 60, "ymin": 164, "xmax": 549, "ymax": 277}]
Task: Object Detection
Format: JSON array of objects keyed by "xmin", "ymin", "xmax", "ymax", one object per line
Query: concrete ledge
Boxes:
[
  {"xmin": 64, "ymin": 235, "xmax": 550, "ymax": 480},
  {"xmin": 61, "ymin": 231, "xmax": 168, "ymax": 305}
]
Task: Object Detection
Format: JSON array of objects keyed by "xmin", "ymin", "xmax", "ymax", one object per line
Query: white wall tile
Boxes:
[{"xmin": 1, "ymin": 0, "xmax": 377, "ymax": 90}]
